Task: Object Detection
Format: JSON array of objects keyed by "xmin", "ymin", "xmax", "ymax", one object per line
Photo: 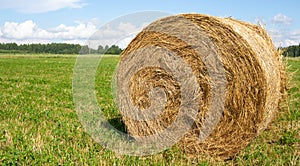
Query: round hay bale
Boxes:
[{"xmin": 116, "ymin": 14, "xmax": 286, "ymax": 159}]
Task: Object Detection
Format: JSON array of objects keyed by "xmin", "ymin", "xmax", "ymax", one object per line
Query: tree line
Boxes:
[
  {"xmin": 0, "ymin": 43, "xmax": 123, "ymax": 55},
  {"xmin": 282, "ymin": 44, "xmax": 300, "ymax": 57},
  {"xmin": 1, "ymin": 42, "xmax": 299, "ymax": 57}
]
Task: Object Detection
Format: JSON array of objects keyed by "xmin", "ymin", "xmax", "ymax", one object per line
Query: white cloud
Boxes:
[
  {"xmin": 269, "ymin": 28, "xmax": 300, "ymax": 47},
  {"xmin": 267, "ymin": 13, "xmax": 299, "ymax": 47},
  {"xmin": 87, "ymin": 22, "xmax": 147, "ymax": 49},
  {"xmin": 289, "ymin": 29, "xmax": 300, "ymax": 40},
  {"xmin": 115, "ymin": 34, "xmax": 137, "ymax": 49},
  {"xmin": 0, "ymin": 20, "xmax": 97, "ymax": 44},
  {"xmin": 0, "ymin": 0, "xmax": 86, "ymax": 13},
  {"xmin": 285, "ymin": 29, "xmax": 300, "ymax": 46},
  {"xmin": 51, "ymin": 22, "xmax": 97, "ymax": 39},
  {"xmin": 3, "ymin": 20, "xmax": 38, "ymax": 39},
  {"xmin": 118, "ymin": 22, "xmax": 140, "ymax": 34},
  {"xmin": 271, "ymin": 13, "xmax": 292, "ymax": 25},
  {"xmin": 284, "ymin": 39, "xmax": 298, "ymax": 46}
]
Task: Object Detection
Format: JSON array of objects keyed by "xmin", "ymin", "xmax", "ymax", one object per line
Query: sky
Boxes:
[{"xmin": 0, "ymin": 0, "xmax": 299, "ymax": 48}]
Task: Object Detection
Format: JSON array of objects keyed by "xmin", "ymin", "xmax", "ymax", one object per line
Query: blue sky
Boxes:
[{"xmin": 0, "ymin": 0, "xmax": 299, "ymax": 47}]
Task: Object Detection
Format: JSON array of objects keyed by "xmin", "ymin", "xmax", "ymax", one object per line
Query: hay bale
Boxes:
[{"xmin": 117, "ymin": 14, "xmax": 286, "ymax": 159}]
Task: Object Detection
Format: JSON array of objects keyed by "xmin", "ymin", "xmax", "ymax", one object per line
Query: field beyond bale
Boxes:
[{"xmin": 0, "ymin": 54, "xmax": 299, "ymax": 165}]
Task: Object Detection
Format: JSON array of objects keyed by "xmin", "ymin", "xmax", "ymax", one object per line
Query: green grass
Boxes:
[{"xmin": 0, "ymin": 54, "xmax": 299, "ymax": 165}]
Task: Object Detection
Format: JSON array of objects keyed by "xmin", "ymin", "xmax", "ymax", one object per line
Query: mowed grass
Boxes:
[{"xmin": 0, "ymin": 54, "xmax": 299, "ymax": 165}]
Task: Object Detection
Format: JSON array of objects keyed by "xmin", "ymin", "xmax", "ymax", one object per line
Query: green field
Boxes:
[{"xmin": 0, "ymin": 54, "xmax": 299, "ymax": 165}]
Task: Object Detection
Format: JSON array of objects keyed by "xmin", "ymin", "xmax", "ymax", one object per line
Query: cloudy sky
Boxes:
[{"xmin": 0, "ymin": 0, "xmax": 299, "ymax": 47}]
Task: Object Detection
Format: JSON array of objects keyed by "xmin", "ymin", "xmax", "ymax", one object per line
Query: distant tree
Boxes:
[
  {"xmin": 97, "ymin": 45, "xmax": 105, "ymax": 54},
  {"xmin": 106, "ymin": 45, "xmax": 123, "ymax": 54},
  {"xmin": 79, "ymin": 45, "xmax": 89, "ymax": 54},
  {"xmin": 282, "ymin": 44, "xmax": 300, "ymax": 57},
  {"xmin": 104, "ymin": 45, "xmax": 109, "ymax": 51}
]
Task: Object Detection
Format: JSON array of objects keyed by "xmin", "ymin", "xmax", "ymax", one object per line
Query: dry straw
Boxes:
[{"xmin": 117, "ymin": 14, "xmax": 286, "ymax": 159}]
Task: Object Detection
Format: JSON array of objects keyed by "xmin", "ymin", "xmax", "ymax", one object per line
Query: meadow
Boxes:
[{"xmin": 0, "ymin": 54, "xmax": 299, "ymax": 165}]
